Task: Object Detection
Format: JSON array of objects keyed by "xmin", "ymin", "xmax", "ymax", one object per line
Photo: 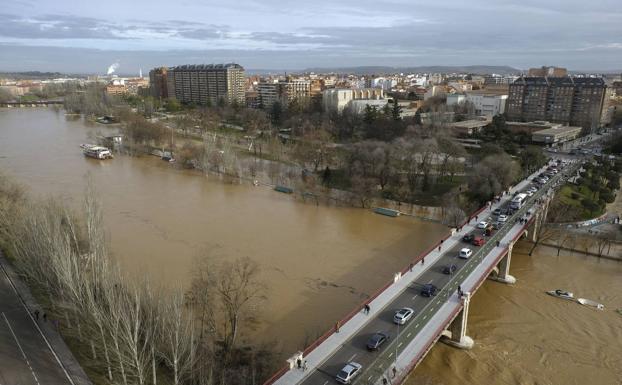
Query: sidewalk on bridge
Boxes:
[
  {"xmin": 0, "ymin": 252, "xmax": 92, "ymax": 385},
  {"xmin": 273, "ymin": 163, "xmax": 553, "ymax": 385}
]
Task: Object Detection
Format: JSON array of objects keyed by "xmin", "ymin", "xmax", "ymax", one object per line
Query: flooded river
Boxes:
[
  {"xmin": 0, "ymin": 108, "xmax": 447, "ymax": 353},
  {"xmin": 1, "ymin": 108, "xmax": 620, "ymax": 384}
]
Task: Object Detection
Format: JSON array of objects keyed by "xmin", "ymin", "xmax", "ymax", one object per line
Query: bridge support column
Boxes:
[
  {"xmin": 489, "ymin": 242, "xmax": 516, "ymax": 284},
  {"xmin": 441, "ymin": 292, "xmax": 474, "ymax": 349}
]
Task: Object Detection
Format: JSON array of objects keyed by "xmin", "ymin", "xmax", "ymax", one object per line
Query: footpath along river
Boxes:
[{"xmin": 1, "ymin": 108, "xmax": 620, "ymax": 384}]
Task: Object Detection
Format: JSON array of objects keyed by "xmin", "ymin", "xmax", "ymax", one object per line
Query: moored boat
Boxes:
[
  {"xmin": 576, "ymin": 298, "xmax": 605, "ymax": 310},
  {"xmin": 82, "ymin": 145, "xmax": 113, "ymax": 159},
  {"xmin": 546, "ymin": 289, "xmax": 574, "ymax": 300}
]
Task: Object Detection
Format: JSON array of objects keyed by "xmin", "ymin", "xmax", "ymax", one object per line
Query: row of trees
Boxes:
[{"xmin": 0, "ymin": 174, "xmax": 276, "ymax": 385}]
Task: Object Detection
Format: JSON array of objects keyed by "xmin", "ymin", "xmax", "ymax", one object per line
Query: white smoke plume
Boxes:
[{"xmin": 107, "ymin": 62, "xmax": 120, "ymax": 75}]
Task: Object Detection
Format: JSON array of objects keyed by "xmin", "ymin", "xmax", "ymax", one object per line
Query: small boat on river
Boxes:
[
  {"xmin": 81, "ymin": 144, "xmax": 113, "ymax": 159},
  {"xmin": 546, "ymin": 289, "xmax": 574, "ymax": 300},
  {"xmin": 577, "ymin": 298, "xmax": 605, "ymax": 310}
]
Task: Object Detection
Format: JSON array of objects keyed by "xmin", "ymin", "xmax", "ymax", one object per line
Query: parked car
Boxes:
[
  {"xmin": 462, "ymin": 234, "xmax": 474, "ymax": 243},
  {"xmin": 472, "ymin": 236, "xmax": 485, "ymax": 246},
  {"xmin": 493, "ymin": 208, "xmax": 502, "ymax": 216},
  {"xmin": 442, "ymin": 264, "xmax": 457, "ymax": 275},
  {"xmin": 459, "ymin": 248, "xmax": 473, "ymax": 259},
  {"xmin": 421, "ymin": 283, "xmax": 438, "ymax": 297},
  {"xmin": 493, "ymin": 221, "xmax": 503, "ymax": 230},
  {"xmin": 336, "ymin": 362, "xmax": 363, "ymax": 384},
  {"xmin": 393, "ymin": 307, "xmax": 415, "ymax": 325},
  {"xmin": 498, "ymin": 214, "xmax": 508, "ymax": 223},
  {"xmin": 477, "ymin": 221, "xmax": 489, "ymax": 229},
  {"xmin": 366, "ymin": 331, "xmax": 390, "ymax": 351},
  {"xmin": 484, "ymin": 226, "xmax": 494, "ymax": 236}
]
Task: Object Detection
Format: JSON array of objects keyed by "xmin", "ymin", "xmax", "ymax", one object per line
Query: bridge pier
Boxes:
[
  {"xmin": 441, "ymin": 292, "xmax": 474, "ymax": 349},
  {"xmin": 489, "ymin": 242, "xmax": 516, "ymax": 284}
]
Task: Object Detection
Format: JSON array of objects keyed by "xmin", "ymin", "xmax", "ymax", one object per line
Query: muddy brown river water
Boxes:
[{"xmin": 1, "ymin": 108, "xmax": 621, "ymax": 384}]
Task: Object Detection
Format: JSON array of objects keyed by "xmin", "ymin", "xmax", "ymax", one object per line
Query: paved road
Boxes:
[
  {"xmin": 298, "ymin": 160, "xmax": 576, "ymax": 385},
  {"xmin": 0, "ymin": 265, "xmax": 72, "ymax": 385}
]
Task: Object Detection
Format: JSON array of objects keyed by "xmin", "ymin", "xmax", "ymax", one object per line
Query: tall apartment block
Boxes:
[
  {"xmin": 257, "ymin": 79, "xmax": 311, "ymax": 109},
  {"xmin": 507, "ymin": 76, "xmax": 608, "ymax": 131},
  {"xmin": 166, "ymin": 63, "xmax": 245, "ymax": 105},
  {"xmin": 149, "ymin": 67, "xmax": 168, "ymax": 99}
]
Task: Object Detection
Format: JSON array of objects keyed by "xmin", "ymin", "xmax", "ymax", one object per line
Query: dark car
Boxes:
[
  {"xmin": 366, "ymin": 331, "xmax": 390, "ymax": 351},
  {"xmin": 442, "ymin": 264, "xmax": 457, "ymax": 275},
  {"xmin": 421, "ymin": 283, "xmax": 438, "ymax": 297},
  {"xmin": 492, "ymin": 208, "xmax": 502, "ymax": 216},
  {"xmin": 462, "ymin": 234, "xmax": 474, "ymax": 243}
]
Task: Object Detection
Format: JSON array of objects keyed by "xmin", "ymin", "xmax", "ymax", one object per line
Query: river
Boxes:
[
  {"xmin": 1, "ymin": 108, "xmax": 620, "ymax": 384},
  {"xmin": 0, "ymin": 107, "xmax": 448, "ymax": 353}
]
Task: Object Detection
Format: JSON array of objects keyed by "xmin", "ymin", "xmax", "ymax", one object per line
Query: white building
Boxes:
[
  {"xmin": 348, "ymin": 99, "xmax": 389, "ymax": 114},
  {"xmin": 446, "ymin": 90, "xmax": 508, "ymax": 117},
  {"xmin": 322, "ymin": 88, "xmax": 385, "ymax": 114}
]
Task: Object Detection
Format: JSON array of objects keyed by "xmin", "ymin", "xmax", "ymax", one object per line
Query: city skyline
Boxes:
[{"xmin": 1, "ymin": 0, "xmax": 621, "ymax": 73}]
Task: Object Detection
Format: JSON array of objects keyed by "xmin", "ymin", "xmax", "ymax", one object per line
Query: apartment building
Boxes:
[
  {"xmin": 257, "ymin": 79, "xmax": 311, "ymax": 109},
  {"xmin": 166, "ymin": 63, "xmax": 245, "ymax": 105},
  {"xmin": 527, "ymin": 66, "xmax": 567, "ymax": 77},
  {"xmin": 507, "ymin": 76, "xmax": 608, "ymax": 131},
  {"xmin": 149, "ymin": 67, "xmax": 168, "ymax": 99}
]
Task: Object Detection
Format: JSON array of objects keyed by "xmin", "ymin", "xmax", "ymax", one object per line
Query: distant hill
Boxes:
[
  {"xmin": 0, "ymin": 71, "xmax": 69, "ymax": 79},
  {"xmin": 298, "ymin": 65, "xmax": 522, "ymax": 75}
]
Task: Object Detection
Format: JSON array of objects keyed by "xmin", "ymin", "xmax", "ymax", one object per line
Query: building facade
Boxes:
[
  {"xmin": 527, "ymin": 66, "xmax": 567, "ymax": 77},
  {"xmin": 322, "ymin": 88, "xmax": 385, "ymax": 113},
  {"xmin": 166, "ymin": 63, "xmax": 245, "ymax": 105},
  {"xmin": 507, "ymin": 76, "xmax": 608, "ymax": 131},
  {"xmin": 149, "ymin": 67, "xmax": 168, "ymax": 99}
]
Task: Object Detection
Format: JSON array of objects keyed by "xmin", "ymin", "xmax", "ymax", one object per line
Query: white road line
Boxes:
[
  {"xmin": 398, "ymin": 342, "xmax": 403, "ymax": 348},
  {"xmin": 368, "ymin": 376, "xmax": 373, "ymax": 381},
  {"xmin": 323, "ymin": 381, "xmax": 329, "ymax": 385},
  {"xmin": 388, "ymin": 352, "xmax": 394, "ymax": 358},
  {"xmin": 1, "ymin": 263, "xmax": 75, "ymax": 385},
  {"xmin": 412, "ymin": 294, "xmax": 418, "ymax": 300},
  {"xmin": 2, "ymin": 312, "xmax": 41, "ymax": 385},
  {"xmin": 347, "ymin": 353, "xmax": 357, "ymax": 362},
  {"xmin": 407, "ymin": 332, "xmax": 412, "ymax": 337},
  {"xmin": 427, "ymin": 279, "xmax": 433, "ymax": 284}
]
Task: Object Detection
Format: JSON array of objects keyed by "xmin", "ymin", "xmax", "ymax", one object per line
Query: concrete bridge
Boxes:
[{"xmin": 264, "ymin": 160, "xmax": 579, "ymax": 385}]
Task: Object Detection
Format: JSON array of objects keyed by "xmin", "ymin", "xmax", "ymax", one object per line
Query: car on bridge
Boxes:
[
  {"xmin": 459, "ymin": 248, "xmax": 473, "ymax": 259},
  {"xmin": 421, "ymin": 283, "xmax": 438, "ymax": 297},
  {"xmin": 393, "ymin": 307, "xmax": 415, "ymax": 325},
  {"xmin": 476, "ymin": 221, "xmax": 489, "ymax": 229},
  {"xmin": 336, "ymin": 362, "xmax": 363, "ymax": 384},
  {"xmin": 442, "ymin": 264, "xmax": 457, "ymax": 275},
  {"xmin": 497, "ymin": 214, "xmax": 508, "ymax": 223},
  {"xmin": 462, "ymin": 234, "xmax": 474, "ymax": 243},
  {"xmin": 493, "ymin": 208, "xmax": 502, "ymax": 216},
  {"xmin": 472, "ymin": 236, "xmax": 485, "ymax": 246},
  {"xmin": 493, "ymin": 221, "xmax": 503, "ymax": 230},
  {"xmin": 366, "ymin": 331, "xmax": 390, "ymax": 351}
]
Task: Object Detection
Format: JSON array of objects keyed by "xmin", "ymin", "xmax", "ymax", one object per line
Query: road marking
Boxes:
[
  {"xmin": 427, "ymin": 279, "xmax": 433, "ymax": 284},
  {"xmin": 368, "ymin": 376, "xmax": 373, "ymax": 381},
  {"xmin": 398, "ymin": 342, "xmax": 403, "ymax": 348},
  {"xmin": 323, "ymin": 381, "xmax": 329, "ymax": 385},
  {"xmin": 412, "ymin": 294, "xmax": 418, "ymax": 300},
  {"xmin": 407, "ymin": 332, "xmax": 412, "ymax": 337},
  {"xmin": 2, "ymin": 312, "xmax": 41, "ymax": 385},
  {"xmin": 0, "ymin": 263, "xmax": 75, "ymax": 385},
  {"xmin": 347, "ymin": 353, "xmax": 357, "ymax": 362},
  {"xmin": 388, "ymin": 352, "xmax": 394, "ymax": 358}
]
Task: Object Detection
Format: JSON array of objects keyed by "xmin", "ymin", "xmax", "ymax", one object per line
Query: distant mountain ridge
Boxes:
[{"xmin": 298, "ymin": 65, "xmax": 522, "ymax": 75}]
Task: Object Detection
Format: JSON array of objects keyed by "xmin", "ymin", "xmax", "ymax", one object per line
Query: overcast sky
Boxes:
[{"xmin": 1, "ymin": 0, "xmax": 621, "ymax": 74}]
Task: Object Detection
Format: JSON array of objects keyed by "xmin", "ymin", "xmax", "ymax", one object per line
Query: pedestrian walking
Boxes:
[
  {"xmin": 303, "ymin": 361, "xmax": 308, "ymax": 371},
  {"xmin": 392, "ymin": 367, "xmax": 397, "ymax": 378},
  {"xmin": 43, "ymin": 313, "xmax": 47, "ymax": 322},
  {"xmin": 335, "ymin": 321, "xmax": 340, "ymax": 333},
  {"xmin": 383, "ymin": 378, "xmax": 388, "ymax": 385},
  {"xmin": 364, "ymin": 304, "xmax": 370, "ymax": 315},
  {"xmin": 458, "ymin": 285, "xmax": 462, "ymax": 296},
  {"xmin": 421, "ymin": 257, "xmax": 425, "ymax": 265},
  {"xmin": 297, "ymin": 358, "xmax": 302, "ymax": 369},
  {"xmin": 34, "ymin": 310, "xmax": 39, "ymax": 320},
  {"xmin": 496, "ymin": 240, "xmax": 500, "ymax": 247},
  {"xmin": 409, "ymin": 263, "xmax": 413, "ymax": 272},
  {"xmin": 438, "ymin": 245, "xmax": 441, "ymax": 252},
  {"xmin": 475, "ymin": 215, "xmax": 478, "ymax": 221}
]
